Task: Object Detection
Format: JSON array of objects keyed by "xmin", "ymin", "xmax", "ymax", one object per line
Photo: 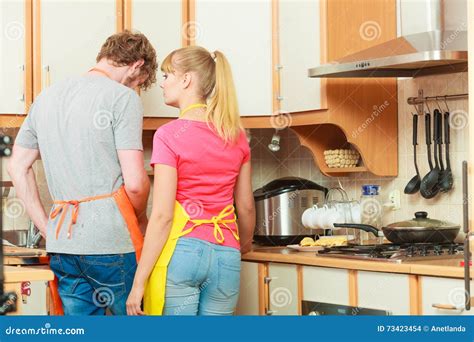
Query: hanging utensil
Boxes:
[
  {"xmin": 440, "ymin": 111, "xmax": 454, "ymax": 192},
  {"xmin": 420, "ymin": 112, "xmax": 440, "ymax": 198},
  {"xmin": 404, "ymin": 114, "xmax": 421, "ymax": 194},
  {"xmin": 437, "ymin": 108, "xmax": 445, "ymax": 176}
]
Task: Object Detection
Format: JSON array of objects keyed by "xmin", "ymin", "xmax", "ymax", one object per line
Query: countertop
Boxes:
[
  {"xmin": 4, "ymin": 265, "xmax": 54, "ymax": 283},
  {"xmin": 242, "ymin": 246, "xmax": 470, "ymax": 278}
]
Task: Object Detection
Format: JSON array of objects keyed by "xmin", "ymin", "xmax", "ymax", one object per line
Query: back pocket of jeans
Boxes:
[
  {"xmin": 217, "ymin": 257, "xmax": 241, "ymax": 298},
  {"xmin": 166, "ymin": 244, "xmax": 202, "ymax": 285}
]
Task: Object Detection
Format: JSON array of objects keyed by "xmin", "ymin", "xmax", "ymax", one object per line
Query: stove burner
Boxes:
[{"xmin": 318, "ymin": 242, "xmax": 464, "ymax": 262}]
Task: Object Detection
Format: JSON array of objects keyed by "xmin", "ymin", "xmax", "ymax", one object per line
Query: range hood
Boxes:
[{"xmin": 309, "ymin": 0, "xmax": 468, "ymax": 78}]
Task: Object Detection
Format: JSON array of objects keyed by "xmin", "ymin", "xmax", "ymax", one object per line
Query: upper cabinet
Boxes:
[
  {"xmin": 278, "ymin": 0, "xmax": 324, "ymax": 113},
  {"xmin": 0, "ymin": 0, "xmax": 32, "ymax": 114},
  {"xmin": 33, "ymin": 0, "xmax": 118, "ymax": 97},
  {"xmin": 194, "ymin": 0, "xmax": 273, "ymax": 116},
  {"xmin": 194, "ymin": 0, "xmax": 325, "ymax": 117},
  {"xmin": 125, "ymin": 0, "xmax": 183, "ymax": 118}
]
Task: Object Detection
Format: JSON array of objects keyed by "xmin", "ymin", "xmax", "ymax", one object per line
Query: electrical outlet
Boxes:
[{"xmin": 386, "ymin": 190, "xmax": 401, "ymax": 211}]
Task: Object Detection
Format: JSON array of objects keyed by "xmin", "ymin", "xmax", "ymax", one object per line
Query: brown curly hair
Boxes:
[{"xmin": 96, "ymin": 30, "xmax": 158, "ymax": 90}]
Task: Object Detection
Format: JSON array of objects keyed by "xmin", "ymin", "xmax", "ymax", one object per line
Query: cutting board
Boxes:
[{"xmin": 3, "ymin": 246, "xmax": 47, "ymax": 257}]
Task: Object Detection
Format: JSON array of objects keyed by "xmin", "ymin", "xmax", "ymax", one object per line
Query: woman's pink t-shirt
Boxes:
[{"xmin": 150, "ymin": 119, "xmax": 251, "ymax": 250}]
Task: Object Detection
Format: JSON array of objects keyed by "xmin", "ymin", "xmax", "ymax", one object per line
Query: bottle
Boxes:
[{"xmin": 359, "ymin": 185, "xmax": 382, "ymax": 244}]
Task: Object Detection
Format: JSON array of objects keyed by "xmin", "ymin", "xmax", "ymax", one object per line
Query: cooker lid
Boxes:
[{"xmin": 253, "ymin": 177, "xmax": 327, "ymax": 201}]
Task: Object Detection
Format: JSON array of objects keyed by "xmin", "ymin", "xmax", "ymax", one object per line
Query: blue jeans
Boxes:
[
  {"xmin": 49, "ymin": 252, "xmax": 137, "ymax": 315},
  {"xmin": 163, "ymin": 237, "xmax": 241, "ymax": 315}
]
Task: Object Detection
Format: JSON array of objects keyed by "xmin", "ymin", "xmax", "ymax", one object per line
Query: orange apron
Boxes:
[{"xmin": 48, "ymin": 185, "xmax": 144, "ymax": 315}]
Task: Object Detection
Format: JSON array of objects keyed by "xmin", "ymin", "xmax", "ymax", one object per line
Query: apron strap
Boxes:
[
  {"xmin": 174, "ymin": 204, "xmax": 240, "ymax": 243},
  {"xmin": 50, "ymin": 188, "xmax": 125, "ymax": 240}
]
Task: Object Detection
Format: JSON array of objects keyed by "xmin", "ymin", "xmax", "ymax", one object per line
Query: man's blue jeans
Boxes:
[{"xmin": 49, "ymin": 252, "xmax": 137, "ymax": 315}]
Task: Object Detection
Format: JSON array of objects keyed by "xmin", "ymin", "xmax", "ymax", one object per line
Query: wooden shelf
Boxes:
[{"xmin": 320, "ymin": 166, "xmax": 368, "ymax": 176}]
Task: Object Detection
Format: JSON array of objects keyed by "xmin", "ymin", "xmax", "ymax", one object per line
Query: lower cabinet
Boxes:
[
  {"xmin": 420, "ymin": 276, "xmax": 474, "ymax": 316},
  {"xmin": 5, "ymin": 280, "xmax": 49, "ymax": 315},
  {"xmin": 302, "ymin": 266, "xmax": 350, "ymax": 305},
  {"xmin": 237, "ymin": 261, "xmax": 473, "ymax": 316},
  {"xmin": 267, "ymin": 263, "xmax": 299, "ymax": 315},
  {"xmin": 357, "ymin": 271, "xmax": 411, "ymax": 315},
  {"xmin": 235, "ymin": 261, "xmax": 261, "ymax": 315},
  {"xmin": 236, "ymin": 261, "xmax": 299, "ymax": 315}
]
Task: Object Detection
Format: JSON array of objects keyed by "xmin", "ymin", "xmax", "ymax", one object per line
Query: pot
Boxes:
[{"xmin": 333, "ymin": 211, "xmax": 460, "ymax": 244}]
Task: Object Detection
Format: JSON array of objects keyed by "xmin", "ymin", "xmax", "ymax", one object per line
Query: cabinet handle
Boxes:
[
  {"xmin": 18, "ymin": 64, "xmax": 25, "ymax": 102},
  {"xmin": 43, "ymin": 65, "xmax": 51, "ymax": 89},
  {"xmin": 265, "ymin": 309, "xmax": 275, "ymax": 316},
  {"xmin": 432, "ymin": 296, "xmax": 474, "ymax": 312},
  {"xmin": 276, "ymin": 95, "xmax": 284, "ymax": 101},
  {"xmin": 264, "ymin": 276, "xmax": 273, "ymax": 284},
  {"xmin": 432, "ymin": 303, "xmax": 466, "ymax": 312}
]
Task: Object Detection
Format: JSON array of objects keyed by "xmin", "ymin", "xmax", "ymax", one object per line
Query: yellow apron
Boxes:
[{"xmin": 143, "ymin": 201, "xmax": 239, "ymax": 315}]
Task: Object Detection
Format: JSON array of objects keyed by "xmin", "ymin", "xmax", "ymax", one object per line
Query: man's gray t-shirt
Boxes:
[{"xmin": 15, "ymin": 74, "xmax": 143, "ymax": 255}]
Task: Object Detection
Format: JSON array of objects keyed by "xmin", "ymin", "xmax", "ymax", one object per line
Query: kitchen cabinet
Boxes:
[
  {"xmin": 302, "ymin": 266, "xmax": 350, "ymax": 305},
  {"xmin": 33, "ymin": 0, "xmax": 118, "ymax": 97},
  {"xmin": 194, "ymin": 0, "xmax": 272, "ymax": 116},
  {"xmin": 236, "ymin": 261, "xmax": 299, "ymax": 315},
  {"xmin": 4, "ymin": 266, "xmax": 54, "ymax": 316},
  {"xmin": 125, "ymin": 0, "xmax": 182, "ymax": 118},
  {"xmin": 267, "ymin": 263, "xmax": 299, "ymax": 315},
  {"xmin": 235, "ymin": 261, "xmax": 261, "ymax": 315},
  {"xmin": 420, "ymin": 276, "xmax": 474, "ymax": 316},
  {"xmin": 357, "ymin": 271, "xmax": 411, "ymax": 315},
  {"xmin": 0, "ymin": 0, "xmax": 32, "ymax": 114},
  {"xmin": 278, "ymin": 0, "xmax": 323, "ymax": 113},
  {"xmin": 194, "ymin": 0, "xmax": 325, "ymax": 117}
]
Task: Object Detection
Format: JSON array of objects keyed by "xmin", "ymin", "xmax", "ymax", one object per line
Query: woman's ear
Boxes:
[{"xmin": 181, "ymin": 72, "xmax": 192, "ymax": 89}]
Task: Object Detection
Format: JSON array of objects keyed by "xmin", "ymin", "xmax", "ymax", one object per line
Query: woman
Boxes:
[{"xmin": 126, "ymin": 46, "xmax": 256, "ymax": 316}]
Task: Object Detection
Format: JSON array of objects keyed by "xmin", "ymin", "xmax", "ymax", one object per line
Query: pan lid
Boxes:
[
  {"xmin": 386, "ymin": 211, "xmax": 460, "ymax": 230},
  {"xmin": 253, "ymin": 177, "xmax": 327, "ymax": 201}
]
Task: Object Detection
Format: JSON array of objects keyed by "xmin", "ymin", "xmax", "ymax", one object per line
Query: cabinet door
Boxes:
[
  {"xmin": 235, "ymin": 261, "xmax": 261, "ymax": 315},
  {"xmin": 357, "ymin": 271, "xmax": 410, "ymax": 315},
  {"xmin": 0, "ymin": 0, "xmax": 27, "ymax": 113},
  {"xmin": 130, "ymin": 0, "xmax": 181, "ymax": 117},
  {"xmin": 279, "ymin": 0, "xmax": 324, "ymax": 112},
  {"xmin": 37, "ymin": 0, "xmax": 117, "ymax": 93},
  {"xmin": 267, "ymin": 263, "xmax": 299, "ymax": 315},
  {"xmin": 421, "ymin": 276, "xmax": 474, "ymax": 316},
  {"xmin": 302, "ymin": 266, "xmax": 349, "ymax": 305},
  {"xmin": 5, "ymin": 280, "xmax": 48, "ymax": 315},
  {"xmin": 195, "ymin": 0, "xmax": 273, "ymax": 116}
]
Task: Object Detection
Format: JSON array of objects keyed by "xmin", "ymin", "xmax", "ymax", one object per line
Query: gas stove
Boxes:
[{"xmin": 317, "ymin": 242, "xmax": 464, "ymax": 263}]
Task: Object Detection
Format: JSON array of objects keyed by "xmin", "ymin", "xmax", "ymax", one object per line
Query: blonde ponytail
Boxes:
[
  {"xmin": 161, "ymin": 46, "xmax": 242, "ymax": 144},
  {"xmin": 205, "ymin": 51, "xmax": 241, "ymax": 144}
]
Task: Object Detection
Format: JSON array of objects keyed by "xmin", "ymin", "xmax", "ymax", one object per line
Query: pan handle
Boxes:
[{"xmin": 332, "ymin": 223, "xmax": 382, "ymax": 237}]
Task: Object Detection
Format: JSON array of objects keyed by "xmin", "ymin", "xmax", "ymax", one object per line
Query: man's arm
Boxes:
[
  {"xmin": 117, "ymin": 150, "xmax": 150, "ymax": 234},
  {"xmin": 7, "ymin": 145, "xmax": 48, "ymax": 237}
]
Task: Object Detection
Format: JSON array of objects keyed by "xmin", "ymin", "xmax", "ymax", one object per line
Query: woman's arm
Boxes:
[
  {"xmin": 234, "ymin": 161, "xmax": 256, "ymax": 255},
  {"xmin": 126, "ymin": 164, "xmax": 177, "ymax": 315}
]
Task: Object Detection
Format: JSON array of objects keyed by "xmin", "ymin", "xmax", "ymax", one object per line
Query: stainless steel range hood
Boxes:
[{"xmin": 309, "ymin": 0, "xmax": 468, "ymax": 78}]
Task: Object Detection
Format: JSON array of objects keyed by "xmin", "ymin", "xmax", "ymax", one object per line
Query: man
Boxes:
[{"xmin": 8, "ymin": 31, "xmax": 157, "ymax": 315}]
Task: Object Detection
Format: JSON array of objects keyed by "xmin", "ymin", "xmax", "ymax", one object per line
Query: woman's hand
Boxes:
[{"xmin": 126, "ymin": 284, "xmax": 145, "ymax": 316}]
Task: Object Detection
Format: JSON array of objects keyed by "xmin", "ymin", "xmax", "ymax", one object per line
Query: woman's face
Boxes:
[{"xmin": 160, "ymin": 71, "xmax": 182, "ymax": 108}]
